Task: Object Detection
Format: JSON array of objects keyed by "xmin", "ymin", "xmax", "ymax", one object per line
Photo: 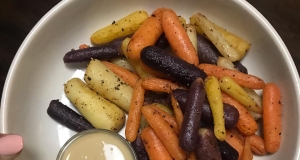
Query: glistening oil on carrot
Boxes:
[
  {"xmin": 162, "ymin": 9, "xmax": 199, "ymax": 65},
  {"xmin": 263, "ymin": 83, "xmax": 282, "ymax": 153}
]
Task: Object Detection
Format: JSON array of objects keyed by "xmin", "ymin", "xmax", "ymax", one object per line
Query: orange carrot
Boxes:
[
  {"xmin": 141, "ymin": 77, "xmax": 180, "ymax": 93},
  {"xmin": 151, "ymin": 7, "xmax": 167, "ymax": 17},
  {"xmin": 162, "ymin": 9, "xmax": 199, "ymax": 65},
  {"xmin": 242, "ymin": 136, "xmax": 253, "ymax": 160},
  {"xmin": 102, "ymin": 61, "xmax": 139, "ymax": 88},
  {"xmin": 222, "ymin": 93, "xmax": 258, "ymax": 135},
  {"xmin": 263, "ymin": 83, "xmax": 282, "ymax": 153},
  {"xmin": 141, "ymin": 126, "xmax": 173, "ymax": 160},
  {"xmin": 127, "ymin": 8, "xmax": 164, "ymax": 63},
  {"xmin": 148, "ymin": 104, "xmax": 179, "ymax": 135},
  {"xmin": 142, "ymin": 106, "xmax": 187, "ymax": 160},
  {"xmin": 79, "ymin": 44, "xmax": 89, "ymax": 49},
  {"xmin": 125, "ymin": 79, "xmax": 145, "ymax": 142},
  {"xmin": 198, "ymin": 64, "xmax": 265, "ymax": 89},
  {"xmin": 231, "ymin": 128, "xmax": 246, "ymax": 142},
  {"xmin": 170, "ymin": 92, "xmax": 184, "ymax": 131},
  {"xmin": 249, "ymin": 134, "xmax": 267, "ymax": 155},
  {"xmin": 225, "ymin": 129, "xmax": 244, "ymax": 160}
]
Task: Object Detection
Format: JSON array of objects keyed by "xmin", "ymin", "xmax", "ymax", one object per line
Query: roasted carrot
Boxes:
[
  {"xmin": 142, "ymin": 77, "xmax": 180, "ymax": 93},
  {"xmin": 125, "ymin": 79, "xmax": 145, "ymax": 142},
  {"xmin": 205, "ymin": 76, "xmax": 226, "ymax": 141},
  {"xmin": 148, "ymin": 104, "xmax": 179, "ymax": 135},
  {"xmin": 102, "ymin": 61, "xmax": 139, "ymax": 88},
  {"xmin": 170, "ymin": 91, "xmax": 184, "ymax": 131},
  {"xmin": 222, "ymin": 93, "xmax": 258, "ymax": 136},
  {"xmin": 127, "ymin": 8, "xmax": 164, "ymax": 63},
  {"xmin": 198, "ymin": 64, "xmax": 265, "ymax": 89},
  {"xmin": 79, "ymin": 44, "xmax": 89, "ymax": 49},
  {"xmin": 263, "ymin": 83, "xmax": 282, "ymax": 153},
  {"xmin": 242, "ymin": 136, "xmax": 253, "ymax": 160},
  {"xmin": 219, "ymin": 76, "xmax": 262, "ymax": 114},
  {"xmin": 232, "ymin": 128, "xmax": 246, "ymax": 141},
  {"xmin": 161, "ymin": 9, "xmax": 199, "ymax": 65},
  {"xmin": 225, "ymin": 129, "xmax": 244, "ymax": 160},
  {"xmin": 178, "ymin": 16, "xmax": 186, "ymax": 26},
  {"xmin": 151, "ymin": 7, "xmax": 167, "ymax": 18},
  {"xmin": 249, "ymin": 134, "xmax": 267, "ymax": 155},
  {"xmin": 122, "ymin": 38, "xmax": 156, "ymax": 78},
  {"xmin": 125, "ymin": 8, "xmax": 167, "ymax": 78},
  {"xmin": 141, "ymin": 126, "xmax": 173, "ymax": 160},
  {"xmin": 191, "ymin": 13, "xmax": 241, "ymax": 62},
  {"xmin": 142, "ymin": 106, "xmax": 187, "ymax": 160}
]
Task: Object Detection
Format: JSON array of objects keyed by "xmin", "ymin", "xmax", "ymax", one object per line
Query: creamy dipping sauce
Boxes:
[{"xmin": 58, "ymin": 130, "xmax": 136, "ymax": 160}]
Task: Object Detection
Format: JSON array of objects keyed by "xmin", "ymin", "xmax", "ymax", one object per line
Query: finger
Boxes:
[{"xmin": 0, "ymin": 134, "xmax": 23, "ymax": 158}]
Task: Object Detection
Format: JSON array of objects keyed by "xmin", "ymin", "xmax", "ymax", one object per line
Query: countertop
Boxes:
[{"xmin": 0, "ymin": 0, "xmax": 299, "ymax": 98}]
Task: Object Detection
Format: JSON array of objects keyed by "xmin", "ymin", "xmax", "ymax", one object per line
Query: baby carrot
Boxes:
[
  {"xmin": 263, "ymin": 83, "xmax": 282, "ymax": 153},
  {"xmin": 141, "ymin": 126, "xmax": 173, "ymax": 160},
  {"xmin": 219, "ymin": 76, "xmax": 262, "ymax": 114},
  {"xmin": 142, "ymin": 106, "xmax": 187, "ymax": 160},
  {"xmin": 198, "ymin": 64, "xmax": 265, "ymax": 89},
  {"xmin": 225, "ymin": 129, "xmax": 244, "ymax": 160},
  {"xmin": 79, "ymin": 44, "xmax": 89, "ymax": 49},
  {"xmin": 141, "ymin": 77, "xmax": 180, "ymax": 93},
  {"xmin": 122, "ymin": 38, "xmax": 156, "ymax": 78},
  {"xmin": 242, "ymin": 136, "xmax": 253, "ymax": 160},
  {"xmin": 148, "ymin": 104, "xmax": 179, "ymax": 135},
  {"xmin": 127, "ymin": 8, "xmax": 164, "ymax": 63},
  {"xmin": 151, "ymin": 7, "xmax": 167, "ymax": 18},
  {"xmin": 162, "ymin": 9, "xmax": 199, "ymax": 65},
  {"xmin": 249, "ymin": 134, "xmax": 267, "ymax": 155},
  {"xmin": 101, "ymin": 61, "xmax": 139, "ymax": 88},
  {"xmin": 205, "ymin": 76, "xmax": 226, "ymax": 141},
  {"xmin": 222, "ymin": 93, "xmax": 258, "ymax": 136},
  {"xmin": 128, "ymin": 8, "xmax": 169, "ymax": 78},
  {"xmin": 178, "ymin": 16, "xmax": 187, "ymax": 26},
  {"xmin": 125, "ymin": 79, "xmax": 145, "ymax": 142},
  {"xmin": 170, "ymin": 91, "xmax": 184, "ymax": 131}
]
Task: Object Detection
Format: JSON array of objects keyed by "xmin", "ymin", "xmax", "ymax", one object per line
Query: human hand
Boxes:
[{"xmin": 0, "ymin": 134, "xmax": 23, "ymax": 160}]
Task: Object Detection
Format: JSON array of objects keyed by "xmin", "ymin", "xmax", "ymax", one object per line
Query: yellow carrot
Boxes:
[
  {"xmin": 219, "ymin": 76, "xmax": 262, "ymax": 114},
  {"xmin": 204, "ymin": 76, "xmax": 226, "ymax": 140}
]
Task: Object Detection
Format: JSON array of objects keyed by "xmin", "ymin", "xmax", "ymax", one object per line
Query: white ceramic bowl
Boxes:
[{"xmin": 1, "ymin": 0, "xmax": 300, "ymax": 159}]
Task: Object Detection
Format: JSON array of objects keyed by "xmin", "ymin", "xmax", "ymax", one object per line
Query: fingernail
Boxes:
[{"xmin": 0, "ymin": 135, "xmax": 23, "ymax": 156}]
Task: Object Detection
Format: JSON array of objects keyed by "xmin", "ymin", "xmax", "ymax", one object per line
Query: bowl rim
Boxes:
[{"xmin": 1, "ymin": 0, "xmax": 300, "ymax": 159}]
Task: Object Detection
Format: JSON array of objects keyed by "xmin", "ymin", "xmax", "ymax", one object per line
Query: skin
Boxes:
[{"xmin": 0, "ymin": 134, "xmax": 23, "ymax": 160}]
